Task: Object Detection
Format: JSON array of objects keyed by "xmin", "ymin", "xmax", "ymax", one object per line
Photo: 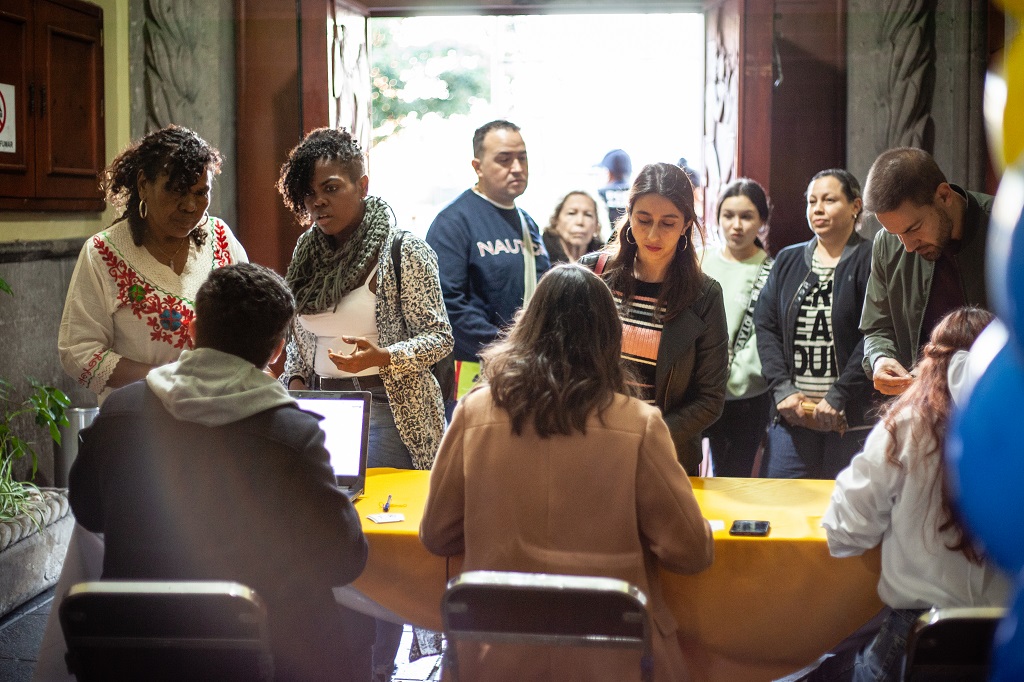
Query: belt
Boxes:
[{"xmin": 313, "ymin": 374, "xmax": 385, "ymax": 391}]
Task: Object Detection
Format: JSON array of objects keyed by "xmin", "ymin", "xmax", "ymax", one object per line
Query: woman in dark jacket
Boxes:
[
  {"xmin": 542, "ymin": 190, "xmax": 604, "ymax": 263},
  {"xmin": 582, "ymin": 162, "xmax": 728, "ymax": 474},
  {"xmin": 754, "ymin": 169, "xmax": 878, "ymax": 479}
]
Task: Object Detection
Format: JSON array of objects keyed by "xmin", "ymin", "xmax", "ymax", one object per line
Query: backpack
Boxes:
[{"xmin": 390, "ymin": 232, "xmax": 457, "ymax": 401}]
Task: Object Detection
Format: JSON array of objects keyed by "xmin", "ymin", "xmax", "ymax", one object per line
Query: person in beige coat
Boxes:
[{"xmin": 420, "ymin": 264, "xmax": 715, "ymax": 681}]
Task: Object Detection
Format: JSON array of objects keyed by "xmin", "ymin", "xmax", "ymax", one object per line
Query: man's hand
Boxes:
[
  {"xmin": 812, "ymin": 399, "xmax": 847, "ymax": 435},
  {"xmin": 328, "ymin": 336, "xmax": 392, "ymax": 374},
  {"xmin": 872, "ymin": 356, "xmax": 914, "ymax": 395},
  {"xmin": 777, "ymin": 393, "xmax": 816, "ymax": 429}
]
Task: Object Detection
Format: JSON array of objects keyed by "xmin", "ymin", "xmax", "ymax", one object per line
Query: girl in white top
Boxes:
[
  {"xmin": 700, "ymin": 178, "xmax": 773, "ymax": 477},
  {"xmin": 821, "ymin": 307, "xmax": 1010, "ymax": 681}
]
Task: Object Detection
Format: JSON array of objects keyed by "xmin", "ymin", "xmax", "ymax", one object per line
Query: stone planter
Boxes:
[{"xmin": 0, "ymin": 488, "xmax": 73, "ymax": 618}]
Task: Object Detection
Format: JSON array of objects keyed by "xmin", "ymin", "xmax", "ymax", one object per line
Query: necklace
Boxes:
[{"xmin": 149, "ymin": 236, "xmax": 189, "ymax": 266}]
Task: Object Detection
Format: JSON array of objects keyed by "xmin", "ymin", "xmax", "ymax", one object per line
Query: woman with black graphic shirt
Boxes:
[{"xmin": 754, "ymin": 169, "xmax": 878, "ymax": 479}]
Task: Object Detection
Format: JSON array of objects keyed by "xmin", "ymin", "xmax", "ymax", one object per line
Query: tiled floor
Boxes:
[
  {"xmin": 0, "ymin": 587, "xmax": 54, "ymax": 682},
  {"xmin": 0, "ymin": 587, "xmax": 441, "ymax": 682}
]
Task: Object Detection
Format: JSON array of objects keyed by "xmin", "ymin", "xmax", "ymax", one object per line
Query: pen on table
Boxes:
[{"xmin": 383, "ymin": 495, "xmax": 392, "ymax": 512}]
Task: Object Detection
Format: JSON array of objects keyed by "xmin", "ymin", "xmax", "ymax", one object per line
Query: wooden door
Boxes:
[
  {"xmin": 0, "ymin": 0, "xmax": 35, "ymax": 199},
  {"xmin": 33, "ymin": 0, "xmax": 104, "ymax": 201},
  {"xmin": 236, "ymin": 0, "xmax": 370, "ymax": 272}
]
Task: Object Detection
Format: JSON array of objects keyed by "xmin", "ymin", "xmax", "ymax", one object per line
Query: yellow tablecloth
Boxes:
[{"xmin": 352, "ymin": 469, "xmax": 883, "ymax": 682}]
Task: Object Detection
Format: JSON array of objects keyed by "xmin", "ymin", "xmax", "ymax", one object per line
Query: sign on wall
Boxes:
[{"xmin": 0, "ymin": 83, "xmax": 15, "ymax": 153}]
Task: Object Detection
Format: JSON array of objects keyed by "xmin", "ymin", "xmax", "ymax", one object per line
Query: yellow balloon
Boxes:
[{"xmin": 1005, "ymin": 37, "xmax": 1024, "ymax": 167}]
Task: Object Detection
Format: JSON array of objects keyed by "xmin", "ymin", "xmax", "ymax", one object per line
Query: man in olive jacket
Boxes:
[{"xmin": 860, "ymin": 147, "xmax": 993, "ymax": 395}]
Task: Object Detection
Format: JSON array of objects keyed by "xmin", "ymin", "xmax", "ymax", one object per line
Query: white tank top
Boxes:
[{"xmin": 298, "ymin": 267, "xmax": 380, "ymax": 378}]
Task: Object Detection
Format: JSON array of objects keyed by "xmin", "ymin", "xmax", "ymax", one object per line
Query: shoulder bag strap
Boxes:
[
  {"xmin": 390, "ymin": 231, "xmax": 404, "ymax": 301},
  {"xmin": 594, "ymin": 252, "xmax": 610, "ymax": 275},
  {"xmin": 730, "ymin": 256, "xmax": 774, "ymax": 365}
]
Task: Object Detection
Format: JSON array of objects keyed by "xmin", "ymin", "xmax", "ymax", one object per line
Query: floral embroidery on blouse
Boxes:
[{"xmin": 95, "ymin": 237, "xmax": 195, "ymax": 350}]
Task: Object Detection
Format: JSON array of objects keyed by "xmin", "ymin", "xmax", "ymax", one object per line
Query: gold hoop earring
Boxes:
[
  {"xmin": 197, "ymin": 211, "xmax": 210, "ymax": 228},
  {"xmin": 139, "ymin": 199, "xmax": 148, "ymax": 220},
  {"xmin": 624, "ymin": 226, "xmax": 637, "ymax": 245},
  {"xmin": 678, "ymin": 233, "xmax": 690, "ymax": 251}
]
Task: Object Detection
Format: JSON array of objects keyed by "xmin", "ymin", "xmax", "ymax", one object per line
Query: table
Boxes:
[
  {"xmin": 34, "ymin": 470, "xmax": 882, "ymax": 682},
  {"xmin": 349, "ymin": 470, "xmax": 883, "ymax": 682}
]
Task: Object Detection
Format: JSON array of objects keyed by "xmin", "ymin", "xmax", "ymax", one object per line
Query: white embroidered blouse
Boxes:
[{"xmin": 58, "ymin": 218, "xmax": 247, "ymax": 400}]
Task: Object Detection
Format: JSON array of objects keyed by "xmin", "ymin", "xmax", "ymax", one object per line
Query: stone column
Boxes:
[
  {"xmin": 128, "ymin": 0, "xmax": 238, "ymax": 234},
  {"xmin": 847, "ymin": 0, "xmax": 987, "ymax": 235}
]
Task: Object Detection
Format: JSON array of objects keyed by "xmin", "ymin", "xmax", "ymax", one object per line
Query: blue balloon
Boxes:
[
  {"xmin": 990, "ymin": 579, "xmax": 1024, "ymax": 682},
  {"xmin": 948, "ymin": 341, "xmax": 1024, "ymax": 574},
  {"xmin": 987, "ymin": 168, "xmax": 1024, "ymax": 348}
]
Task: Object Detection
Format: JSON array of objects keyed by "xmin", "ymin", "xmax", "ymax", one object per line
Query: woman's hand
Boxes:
[
  {"xmin": 327, "ymin": 336, "xmax": 392, "ymax": 374},
  {"xmin": 812, "ymin": 399, "xmax": 846, "ymax": 434},
  {"xmin": 777, "ymin": 392, "xmax": 816, "ymax": 428}
]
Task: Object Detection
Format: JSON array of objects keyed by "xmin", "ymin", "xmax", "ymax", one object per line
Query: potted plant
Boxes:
[{"xmin": 0, "ymin": 273, "xmax": 73, "ymax": 618}]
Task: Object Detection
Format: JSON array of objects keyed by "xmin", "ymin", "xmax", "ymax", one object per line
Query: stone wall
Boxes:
[
  {"xmin": 129, "ymin": 0, "xmax": 238, "ymax": 235},
  {"xmin": 847, "ymin": 0, "xmax": 989, "ymax": 238},
  {"xmin": 0, "ymin": 241, "xmax": 93, "ymax": 487}
]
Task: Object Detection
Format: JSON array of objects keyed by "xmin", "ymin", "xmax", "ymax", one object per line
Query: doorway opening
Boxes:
[{"xmin": 366, "ymin": 13, "xmax": 705, "ymax": 239}]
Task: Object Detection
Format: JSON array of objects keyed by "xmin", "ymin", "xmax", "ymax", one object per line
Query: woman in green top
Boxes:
[{"xmin": 700, "ymin": 179, "xmax": 773, "ymax": 476}]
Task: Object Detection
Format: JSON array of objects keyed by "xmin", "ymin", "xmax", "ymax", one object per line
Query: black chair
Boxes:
[
  {"xmin": 441, "ymin": 570, "xmax": 653, "ymax": 682},
  {"xmin": 903, "ymin": 606, "xmax": 1006, "ymax": 681},
  {"xmin": 60, "ymin": 580, "xmax": 273, "ymax": 682}
]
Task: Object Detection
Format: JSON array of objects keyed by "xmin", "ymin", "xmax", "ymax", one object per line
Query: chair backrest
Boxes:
[
  {"xmin": 442, "ymin": 570, "xmax": 652, "ymax": 681},
  {"xmin": 59, "ymin": 580, "xmax": 273, "ymax": 682},
  {"xmin": 904, "ymin": 606, "xmax": 1006, "ymax": 682}
]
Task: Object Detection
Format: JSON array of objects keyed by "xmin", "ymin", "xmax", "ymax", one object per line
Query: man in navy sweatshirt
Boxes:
[{"xmin": 426, "ymin": 120, "xmax": 550, "ymax": 396}]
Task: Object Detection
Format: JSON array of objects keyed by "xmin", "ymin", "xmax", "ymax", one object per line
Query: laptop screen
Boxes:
[{"xmin": 288, "ymin": 391, "xmax": 370, "ymax": 488}]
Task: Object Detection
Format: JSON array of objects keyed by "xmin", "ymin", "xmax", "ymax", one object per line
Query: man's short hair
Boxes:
[
  {"xmin": 863, "ymin": 147, "xmax": 948, "ymax": 214},
  {"xmin": 472, "ymin": 120, "xmax": 521, "ymax": 159},
  {"xmin": 194, "ymin": 263, "xmax": 295, "ymax": 367}
]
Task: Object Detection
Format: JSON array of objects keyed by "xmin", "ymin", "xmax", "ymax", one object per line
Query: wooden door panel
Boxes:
[
  {"xmin": 34, "ymin": 0, "xmax": 104, "ymax": 201},
  {"xmin": 0, "ymin": 0, "xmax": 34, "ymax": 197}
]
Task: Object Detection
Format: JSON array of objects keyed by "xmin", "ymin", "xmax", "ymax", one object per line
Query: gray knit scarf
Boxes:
[{"xmin": 286, "ymin": 195, "xmax": 394, "ymax": 315}]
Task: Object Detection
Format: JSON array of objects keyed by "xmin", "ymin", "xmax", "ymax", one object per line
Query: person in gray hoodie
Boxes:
[{"xmin": 69, "ymin": 262, "xmax": 372, "ymax": 681}]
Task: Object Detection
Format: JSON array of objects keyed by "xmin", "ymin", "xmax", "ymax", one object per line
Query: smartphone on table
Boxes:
[{"xmin": 729, "ymin": 520, "xmax": 771, "ymax": 537}]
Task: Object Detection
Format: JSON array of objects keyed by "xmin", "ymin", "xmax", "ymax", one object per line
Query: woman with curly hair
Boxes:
[
  {"xmin": 276, "ymin": 126, "xmax": 453, "ymax": 680},
  {"xmin": 59, "ymin": 124, "xmax": 247, "ymax": 402},
  {"xmin": 580, "ymin": 162, "xmax": 729, "ymax": 474},
  {"xmin": 421, "ymin": 263, "xmax": 714, "ymax": 681},
  {"xmin": 818, "ymin": 307, "xmax": 1010, "ymax": 681}
]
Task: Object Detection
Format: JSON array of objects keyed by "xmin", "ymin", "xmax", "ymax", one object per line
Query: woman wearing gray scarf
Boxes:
[{"xmin": 277, "ymin": 127, "xmax": 453, "ymax": 680}]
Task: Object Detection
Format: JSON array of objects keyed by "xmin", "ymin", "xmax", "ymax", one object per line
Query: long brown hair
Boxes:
[
  {"xmin": 881, "ymin": 306, "xmax": 994, "ymax": 562},
  {"xmin": 480, "ymin": 264, "xmax": 631, "ymax": 437},
  {"xmin": 601, "ymin": 162, "xmax": 706, "ymax": 321}
]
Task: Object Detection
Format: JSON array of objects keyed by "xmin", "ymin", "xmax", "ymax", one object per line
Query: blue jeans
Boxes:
[
  {"xmin": 852, "ymin": 609, "xmax": 926, "ymax": 681},
  {"xmin": 367, "ymin": 386, "xmax": 414, "ymax": 470},
  {"xmin": 365, "ymin": 386, "xmax": 411, "ymax": 675},
  {"xmin": 801, "ymin": 608, "xmax": 924, "ymax": 682},
  {"xmin": 762, "ymin": 419, "xmax": 869, "ymax": 479},
  {"xmin": 706, "ymin": 392, "xmax": 771, "ymax": 477}
]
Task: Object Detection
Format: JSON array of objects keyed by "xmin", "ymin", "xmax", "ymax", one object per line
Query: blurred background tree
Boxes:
[{"xmin": 370, "ymin": 22, "xmax": 490, "ymax": 143}]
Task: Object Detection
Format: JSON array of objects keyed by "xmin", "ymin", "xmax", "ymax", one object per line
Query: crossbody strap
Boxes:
[
  {"xmin": 730, "ymin": 256, "xmax": 774, "ymax": 365},
  {"xmin": 594, "ymin": 252, "xmax": 610, "ymax": 275},
  {"xmin": 518, "ymin": 209, "xmax": 538, "ymax": 305},
  {"xmin": 390, "ymin": 231, "xmax": 404, "ymax": 300}
]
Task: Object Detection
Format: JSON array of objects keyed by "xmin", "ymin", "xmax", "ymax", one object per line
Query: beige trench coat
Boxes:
[{"xmin": 420, "ymin": 388, "xmax": 714, "ymax": 681}]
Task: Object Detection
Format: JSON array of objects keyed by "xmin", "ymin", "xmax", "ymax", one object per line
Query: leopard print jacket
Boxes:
[{"xmin": 282, "ymin": 229, "xmax": 454, "ymax": 469}]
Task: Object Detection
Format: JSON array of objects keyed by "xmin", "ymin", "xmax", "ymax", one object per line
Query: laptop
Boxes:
[{"xmin": 289, "ymin": 390, "xmax": 370, "ymax": 500}]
